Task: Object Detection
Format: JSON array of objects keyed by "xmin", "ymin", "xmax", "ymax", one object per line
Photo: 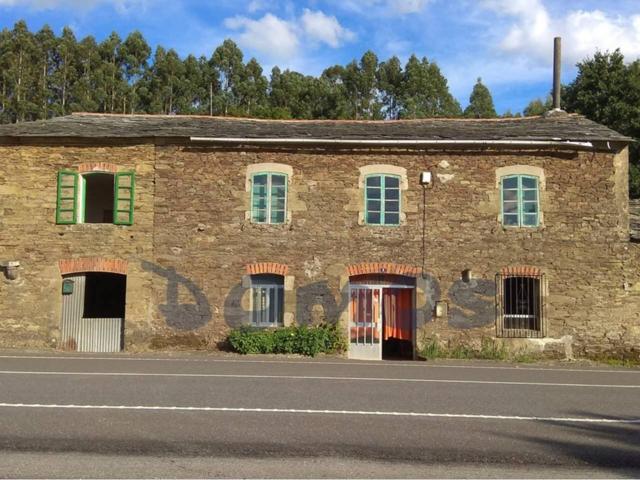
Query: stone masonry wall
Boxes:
[
  {"xmin": 0, "ymin": 140, "xmax": 638, "ymax": 357},
  {"xmin": 0, "ymin": 142, "xmax": 156, "ymax": 349},
  {"xmin": 150, "ymin": 144, "xmax": 638, "ymax": 357}
]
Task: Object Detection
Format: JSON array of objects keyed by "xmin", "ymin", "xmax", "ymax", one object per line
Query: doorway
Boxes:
[
  {"xmin": 60, "ymin": 272, "xmax": 126, "ymax": 352},
  {"xmin": 348, "ymin": 274, "xmax": 415, "ymax": 360}
]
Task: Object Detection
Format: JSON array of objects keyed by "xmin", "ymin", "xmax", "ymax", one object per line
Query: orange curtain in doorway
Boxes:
[{"xmin": 383, "ymin": 288, "xmax": 413, "ymax": 341}]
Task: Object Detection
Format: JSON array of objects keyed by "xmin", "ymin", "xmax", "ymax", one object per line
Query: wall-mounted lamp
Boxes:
[
  {"xmin": 1, "ymin": 261, "xmax": 20, "ymax": 281},
  {"xmin": 435, "ymin": 301, "xmax": 448, "ymax": 318},
  {"xmin": 420, "ymin": 171, "xmax": 432, "ymax": 185}
]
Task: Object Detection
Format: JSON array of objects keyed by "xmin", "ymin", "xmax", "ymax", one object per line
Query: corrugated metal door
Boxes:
[{"xmin": 60, "ymin": 274, "xmax": 123, "ymax": 353}]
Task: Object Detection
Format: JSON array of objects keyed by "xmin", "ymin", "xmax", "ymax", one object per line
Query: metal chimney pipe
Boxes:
[{"xmin": 552, "ymin": 37, "xmax": 561, "ymax": 110}]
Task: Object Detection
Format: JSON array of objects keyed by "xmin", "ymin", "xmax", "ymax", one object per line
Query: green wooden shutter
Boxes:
[
  {"xmin": 56, "ymin": 170, "xmax": 79, "ymax": 224},
  {"xmin": 113, "ymin": 171, "xmax": 135, "ymax": 225}
]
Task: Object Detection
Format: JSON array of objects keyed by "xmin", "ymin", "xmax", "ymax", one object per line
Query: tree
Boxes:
[
  {"xmin": 211, "ymin": 39, "xmax": 244, "ymax": 116},
  {"xmin": 564, "ymin": 50, "xmax": 640, "ymax": 197},
  {"xmin": 119, "ymin": 31, "xmax": 151, "ymax": 113},
  {"xmin": 6, "ymin": 21, "xmax": 38, "ymax": 122},
  {"xmin": 34, "ymin": 25, "xmax": 56, "ymax": 119},
  {"xmin": 51, "ymin": 26, "xmax": 78, "ymax": 116},
  {"xmin": 377, "ymin": 55, "xmax": 403, "ymax": 119},
  {"xmin": 523, "ymin": 96, "xmax": 552, "ymax": 116},
  {"xmin": 238, "ymin": 57, "xmax": 267, "ymax": 116},
  {"xmin": 399, "ymin": 55, "xmax": 461, "ymax": 118},
  {"xmin": 464, "ymin": 78, "xmax": 496, "ymax": 118}
]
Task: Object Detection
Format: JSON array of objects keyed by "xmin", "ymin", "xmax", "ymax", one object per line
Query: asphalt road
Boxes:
[{"xmin": 0, "ymin": 352, "xmax": 639, "ymax": 478}]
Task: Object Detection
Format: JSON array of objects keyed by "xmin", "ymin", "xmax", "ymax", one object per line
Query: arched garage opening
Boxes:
[{"xmin": 59, "ymin": 259, "xmax": 128, "ymax": 352}]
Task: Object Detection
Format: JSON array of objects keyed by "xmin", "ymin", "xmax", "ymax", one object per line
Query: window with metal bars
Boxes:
[
  {"xmin": 250, "ymin": 274, "xmax": 284, "ymax": 327},
  {"xmin": 496, "ymin": 273, "xmax": 545, "ymax": 338},
  {"xmin": 251, "ymin": 172, "xmax": 287, "ymax": 224}
]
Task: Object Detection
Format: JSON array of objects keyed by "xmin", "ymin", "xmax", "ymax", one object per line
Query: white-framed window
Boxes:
[
  {"xmin": 250, "ymin": 172, "xmax": 287, "ymax": 224},
  {"xmin": 250, "ymin": 274, "xmax": 284, "ymax": 326}
]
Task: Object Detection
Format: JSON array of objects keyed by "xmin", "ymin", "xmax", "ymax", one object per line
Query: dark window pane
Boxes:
[
  {"xmin": 385, "ymin": 188, "xmax": 399, "ymax": 200},
  {"xmin": 367, "ymin": 200, "xmax": 381, "ymax": 212},
  {"xmin": 523, "ymin": 214, "xmax": 538, "ymax": 226},
  {"xmin": 523, "ymin": 202, "xmax": 538, "ymax": 213},
  {"xmin": 271, "ymin": 174, "xmax": 286, "ymax": 186},
  {"xmin": 271, "ymin": 210, "xmax": 285, "ymax": 223},
  {"xmin": 384, "ymin": 176, "xmax": 400, "ymax": 188},
  {"xmin": 253, "ymin": 210, "xmax": 267, "ymax": 223},
  {"xmin": 521, "ymin": 177, "xmax": 537, "ymax": 189},
  {"xmin": 503, "ymin": 201, "xmax": 518, "ymax": 214},
  {"xmin": 503, "ymin": 214, "xmax": 518, "ymax": 225},
  {"xmin": 523, "ymin": 190, "xmax": 537, "ymax": 201},
  {"xmin": 367, "ymin": 187, "xmax": 381, "ymax": 199},
  {"xmin": 502, "ymin": 177, "xmax": 518, "ymax": 189},
  {"xmin": 367, "ymin": 211, "xmax": 381, "ymax": 224},
  {"xmin": 503, "ymin": 190, "xmax": 517, "ymax": 201},
  {"xmin": 385, "ymin": 213, "xmax": 399, "ymax": 225},
  {"xmin": 366, "ymin": 176, "xmax": 381, "ymax": 187},
  {"xmin": 385, "ymin": 200, "xmax": 399, "ymax": 212},
  {"xmin": 253, "ymin": 174, "xmax": 267, "ymax": 185}
]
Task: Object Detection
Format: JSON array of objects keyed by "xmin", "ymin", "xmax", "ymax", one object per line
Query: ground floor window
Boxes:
[
  {"xmin": 250, "ymin": 274, "xmax": 284, "ymax": 327},
  {"xmin": 496, "ymin": 273, "xmax": 545, "ymax": 337}
]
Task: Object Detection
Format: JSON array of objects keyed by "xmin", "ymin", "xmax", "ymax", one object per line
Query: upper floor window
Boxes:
[
  {"xmin": 56, "ymin": 170, "xmax": 135, "ymax": 225},
  {"xmin": 365, "ymin": 174, "xmax": 401, "ymax": 226},
  {"xmin": 251, "ymin": 172, "xmax": 287, "ymax": 224},
  {"xmin": 501, "ymin": 175, "xmax": 539, "ymax": 227}
]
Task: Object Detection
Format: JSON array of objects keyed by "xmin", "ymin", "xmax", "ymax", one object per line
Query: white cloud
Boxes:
[
  {"xmin": 0, "ymin": 0, "xmax": 145, "ymax": 12},
  {"xmin": 300, "ymin": 9, "xmax": 355, "ymax": 48},
  {"xmin": 224, "ymin": 9, "xmax": 355, "ymax": 63},
  {"xmin": 334, "ymin": 0, "xmax": 430, "ymax": 16},
  {"xmin": 224, "ymin": 13, "xmax": 300, "ymax": 59},
  {"xmin": 482, "ymin": 0, "xmax": 640, "ymax": 64}
]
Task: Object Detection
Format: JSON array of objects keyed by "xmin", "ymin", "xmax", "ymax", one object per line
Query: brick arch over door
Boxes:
[
  {"xmin": 347, "ymin": 262, "xmax": 419, "ymax": 277},
  {"xmin": 245, "ymin": 262, "xmax": 289, "ymax": 276},
  {"xmin": 58, "ymin": 258, "xmax": 128, "ymax": 276}
]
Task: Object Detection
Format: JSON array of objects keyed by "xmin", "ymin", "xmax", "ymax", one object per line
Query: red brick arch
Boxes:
[
  {"xmin": 347, "ymin": 262, "xmax": 419, "ymax": 277},
  {"xmin": 500, "ymin": 265, "xmax": 542, "ymax": 277},
  {"xmin": 58, "ymin": 258, "xmax": 128, "ymax": 276},
  {"xmin": 245, "ymin": 262, "xmax": 289, "ymax": 276},
  {"xmin": 77, "ymin": 162, "xmax": 119, "ymax": 174}
]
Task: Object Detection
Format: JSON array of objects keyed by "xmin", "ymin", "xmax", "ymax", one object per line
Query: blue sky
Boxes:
[{"xmin": 2, "ymin": 0, "xmax": 640, "ymax": 114}]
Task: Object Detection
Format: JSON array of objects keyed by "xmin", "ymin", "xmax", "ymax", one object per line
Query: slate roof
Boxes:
[{"xmin": 0, "ymin": 111, "xmax": 631, "ymax": 143}]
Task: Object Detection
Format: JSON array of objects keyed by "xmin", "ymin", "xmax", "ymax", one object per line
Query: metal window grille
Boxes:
[
  {"xmin": 495, "ymin": 273, "xmax": 545, "ymax": 338},
  {"xmin": 250, "ymin": 274, "xmax": 284, "ymax": 327}
]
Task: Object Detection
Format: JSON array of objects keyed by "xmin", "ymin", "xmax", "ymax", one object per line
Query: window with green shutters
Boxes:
[
  {"xmin": 251, "ymin": 172, "xmax": 287, "ymax": 224},
  {"xmin": 55, "ymin": 170, "xmax": 135, "ymax": 225},
  {"xmin": 501, "ymin": 175, "xmax": 539, "ymax": 227},
  {"xmin": 114, "ymin": 172, "xmax": 135, "ymax": 225},
  {"xmin": 56, "ymin": 171, "xmax": 79, "ymax": 224},
  {"xmin": 365, "ymin": 174, "xmax": 401, "ymax": 225}
]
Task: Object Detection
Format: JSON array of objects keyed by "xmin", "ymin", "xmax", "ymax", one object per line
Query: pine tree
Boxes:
[{"xmin": 464, "ymin": 78, "xmax": 497, "ymax": 118}]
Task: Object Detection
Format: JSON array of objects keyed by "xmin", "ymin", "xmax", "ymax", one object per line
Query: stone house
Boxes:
[{"xmin": 0, "ymin": 111, "xmax": 639, "ymax": 360}]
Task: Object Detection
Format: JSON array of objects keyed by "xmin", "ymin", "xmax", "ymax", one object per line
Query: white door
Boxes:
[{"xmin": 348, "ymin": 286, "xmax": 382, "ymax": 360}]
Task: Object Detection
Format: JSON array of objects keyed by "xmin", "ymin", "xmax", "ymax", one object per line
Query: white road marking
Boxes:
[
  {"xmin": 0, "ymin": 402, "xmax": 638, "ymax": 424},
  {"xmin": 0, "ymin": 354, "xmax": 637, "ymax": 374},
  {"xmin": 0, "ymin": 370, "xmax": 638, "ymax": 388}
]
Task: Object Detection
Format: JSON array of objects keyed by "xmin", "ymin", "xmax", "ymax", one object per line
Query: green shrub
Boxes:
[{"xmin": 227, "ymin": 323, "xmax": 346, "ymax": 357}]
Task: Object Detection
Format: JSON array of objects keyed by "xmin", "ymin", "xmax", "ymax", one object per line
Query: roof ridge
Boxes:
[{"xmin": 68, "ymin": 112, "xmax": 565, "ymax": 123}]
